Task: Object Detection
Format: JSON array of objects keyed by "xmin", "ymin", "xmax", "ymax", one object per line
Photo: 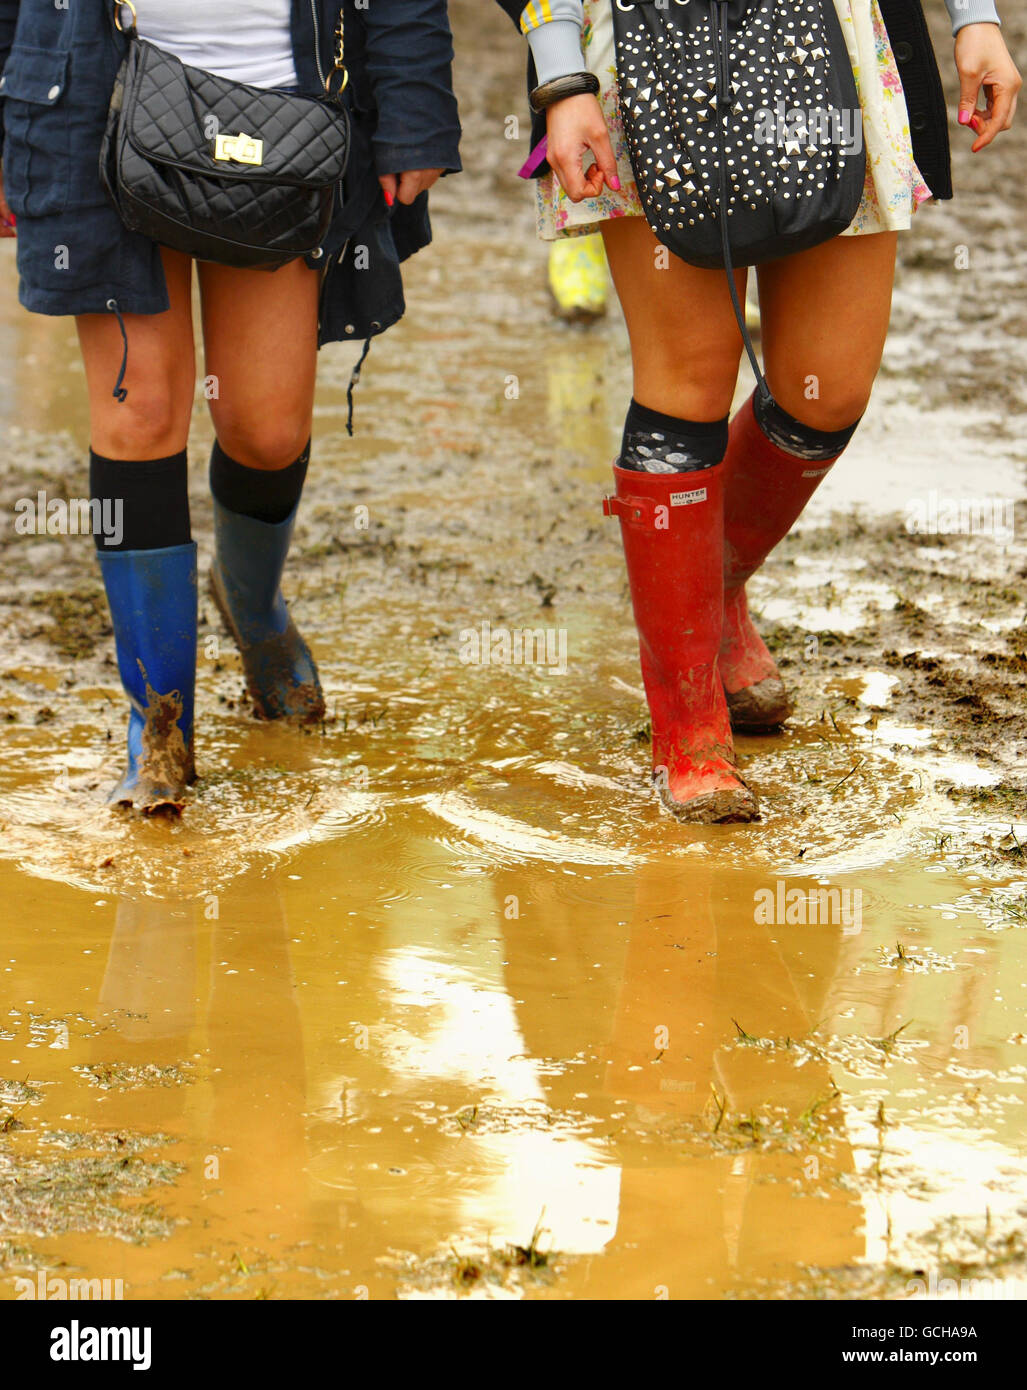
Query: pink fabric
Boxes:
[{"xmin": 517, "ymin": 136, "xmax": 549, "ymax": 180}]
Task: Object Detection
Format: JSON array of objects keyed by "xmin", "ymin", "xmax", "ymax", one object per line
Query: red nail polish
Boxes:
[
  {"xmin": 383, "ymin": 190, "xmax": 394, "ymax": 207},
  {"xmin": 958, "ymin": 109, "xmax": 971, "ymax": 125},
  {"xmin": 610, "ymin": 175, "xmax": 622, "ymax": 192}
]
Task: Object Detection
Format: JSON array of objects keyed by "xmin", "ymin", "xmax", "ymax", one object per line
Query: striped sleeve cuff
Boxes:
[{"xmin": 518, "ymin": 0, "xmax": 584, "ymax": 34}]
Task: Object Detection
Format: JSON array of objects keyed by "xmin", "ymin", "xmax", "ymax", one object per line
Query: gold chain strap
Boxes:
[{"xmin": 326, "ymin": 8, "xmax": 348, "ymax": 95}]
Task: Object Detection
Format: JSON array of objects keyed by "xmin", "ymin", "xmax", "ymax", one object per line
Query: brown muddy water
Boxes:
[{"xmin": 1, "ymin": 4, "xmax": 1025, "ymax": 1301}]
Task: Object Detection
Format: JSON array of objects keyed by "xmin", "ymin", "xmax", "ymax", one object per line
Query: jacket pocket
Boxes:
[{"xmin": 0, "ymin": 46, "xmax": 72, "ymax": 216}]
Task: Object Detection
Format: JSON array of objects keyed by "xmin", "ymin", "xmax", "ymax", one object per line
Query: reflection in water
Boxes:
[
  {"xmin": 6, "ymin": 842, "xmax": 863, "ymax": 1298},
  {"xmin": 88, "ymin": 884, "xmax": 312, "ymax": 1290},
  {"xmin": 494, "ymin": 859, "xmax": 863, "ymax": 1296},
  {"xmin": 1, "ymin": 777, "xmax": 1025, "ymax": 1299}
]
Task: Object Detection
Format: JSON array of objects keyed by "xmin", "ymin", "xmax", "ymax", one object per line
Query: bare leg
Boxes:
[
  {"xmin": 758, "ymin": 231, "xmax": 898, "ymax": 427},
  {"xmin": 197, "ymin": 257, "xmax": 320, "ymax": 469},
  {"xmin": 75, "ymin": 248, "xmax": 196, "ymax": 458},
  {"xmin": 719, "ymin": 232, "xmax": 899, "ymax": 728},
  {"xmin": 75, "ymin": 248, "xmax": 198, "ymax": 813},
  {"xmin": 599, "ymin": 218, "xmax": 756, "ymax": 822},
  {"xmin": 601, "ymin": 217, "xmax": 747, "ymax": 420},
  {"xmin": 197, "ymin": 257, "xmax": 325, "ymax": 724}
]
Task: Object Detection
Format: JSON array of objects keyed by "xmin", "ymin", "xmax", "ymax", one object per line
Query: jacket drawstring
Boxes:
[
  {"xmin": 346, "ymin": 334, "xmax": 372, "ymax": 436},
  {"xmin": 106, "ymin": 298, "xmax": 129, "ymax": 402}
]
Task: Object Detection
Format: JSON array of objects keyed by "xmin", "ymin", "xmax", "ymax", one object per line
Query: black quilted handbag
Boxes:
[{"xmin": 100, "ymin": 1, "xmax": 350, "ymax": 269}]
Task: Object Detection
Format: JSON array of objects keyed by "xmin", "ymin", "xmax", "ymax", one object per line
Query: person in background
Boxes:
[{"xmin": 549, "ymin": 232, "xmax": 608, "ymax": 321}]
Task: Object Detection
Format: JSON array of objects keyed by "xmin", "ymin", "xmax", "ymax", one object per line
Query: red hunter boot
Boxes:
[
  {"xmin": 604, "ymin": 461, "xmax": 758, "ymax": 824},
  {"xmin": 720, "ymin": 393, "xmax": 843, "ymax": 729}
]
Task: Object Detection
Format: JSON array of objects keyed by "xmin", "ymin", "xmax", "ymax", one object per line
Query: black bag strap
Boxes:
[{"xmin": 710, "ymin": 0, "xmax": 771, "ymax": 404}]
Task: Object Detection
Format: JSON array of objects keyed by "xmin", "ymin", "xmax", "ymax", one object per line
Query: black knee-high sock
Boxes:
[
  {"xmin": 208, "ymin": 439, "xmax": 310, "ymax": 525},
  {"xmin": 89, "ymin": 449, "xmax": 191, "ymax": 552},
  {"xmin": 753, "ymin": 393, "xmax": 862, "ymax": 462},
  {"xmin": 620, "ymin": 399, "xmax": 729, "ymax": 473}
]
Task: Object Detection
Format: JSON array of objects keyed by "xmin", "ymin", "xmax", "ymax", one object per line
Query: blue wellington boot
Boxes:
[
  {"xmin": 96, "ymin": 543, "xmax": 198, "ymax": 815},
  {"xmin": 209, "ymin": 499, "xmax": 325, "ymax": 724}
]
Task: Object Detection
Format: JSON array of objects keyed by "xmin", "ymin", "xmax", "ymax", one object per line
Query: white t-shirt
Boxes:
[{"xmin": 132, "ymin": 0, "xmax": 299, "ymax": 89}]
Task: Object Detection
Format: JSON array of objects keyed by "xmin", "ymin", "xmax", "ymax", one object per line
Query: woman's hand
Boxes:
[
  {"xmin": 378, "ymin": 168, "xmax": 444, "ymax": 207},
  {"xmin": 0, "ymin": 169, "xmax": 16, "ymax": 237},
  {"xmin": 955, "ymin": 22, "xmax": 1021, "ymax": 152},
  {"xmin": 545, "ymin": 93, "xmax": 620, "ymax": 203}
]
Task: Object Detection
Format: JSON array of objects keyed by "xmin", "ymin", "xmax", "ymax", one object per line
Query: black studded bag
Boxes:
[
  {"xmin": 100, "ymin": 1, "xmax": 351, "ymax": 270},
  {"xmin": 610, "ymin": 0, "xmax": 866, "ymax": 384}
]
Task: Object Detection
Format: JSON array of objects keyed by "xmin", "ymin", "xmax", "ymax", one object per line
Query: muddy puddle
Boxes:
[{"xmin": 1, "ymin": 3, "xmax": 1025, "ymax": 1300}]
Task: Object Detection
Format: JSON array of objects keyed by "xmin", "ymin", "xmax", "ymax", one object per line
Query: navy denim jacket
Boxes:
[{"xmin": 0, "ymin": 0, "xmax": 462, "ymax": 342}]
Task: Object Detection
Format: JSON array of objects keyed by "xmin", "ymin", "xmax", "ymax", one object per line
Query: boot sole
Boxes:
[{"xmin": 208, "ymin": 566, "xmax": 325, "ymax": 725}]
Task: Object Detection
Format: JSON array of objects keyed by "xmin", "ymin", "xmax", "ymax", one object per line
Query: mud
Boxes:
[{"xmin": 0, "ymin": 2, "xmax": 1024, "ymax": 1300}]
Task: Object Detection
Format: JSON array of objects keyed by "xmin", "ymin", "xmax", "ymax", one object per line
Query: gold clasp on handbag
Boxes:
[
  {"xmin": 325, "ymin": 9, "xmax": 349, "ymax": 95},
  {"xmin": 213, "ymin": 132, "xmax": 264, "ymax": 165}
]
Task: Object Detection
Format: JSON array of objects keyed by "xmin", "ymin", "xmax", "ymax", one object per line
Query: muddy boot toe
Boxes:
[{"xmin": 725, "ymin": 677, "xmax": 793, "ymax": 731}]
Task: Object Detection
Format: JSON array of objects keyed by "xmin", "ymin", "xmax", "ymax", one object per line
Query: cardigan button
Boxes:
[
  {"xmin": 893, "ymin": 41, "xmax": 914, "ymax": 63},
  {"xmin": 47, "ymin": 84, "xmax": 61, "ymax": 100},
  {"xmin": 910, "ymin": 111, "xmax": 928, "ymax": 132}
]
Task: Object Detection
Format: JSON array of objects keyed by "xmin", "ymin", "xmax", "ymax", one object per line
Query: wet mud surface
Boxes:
[{"xmin": 0, "ymin": 3, "xmax": 1024, "ymax": 1299}]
